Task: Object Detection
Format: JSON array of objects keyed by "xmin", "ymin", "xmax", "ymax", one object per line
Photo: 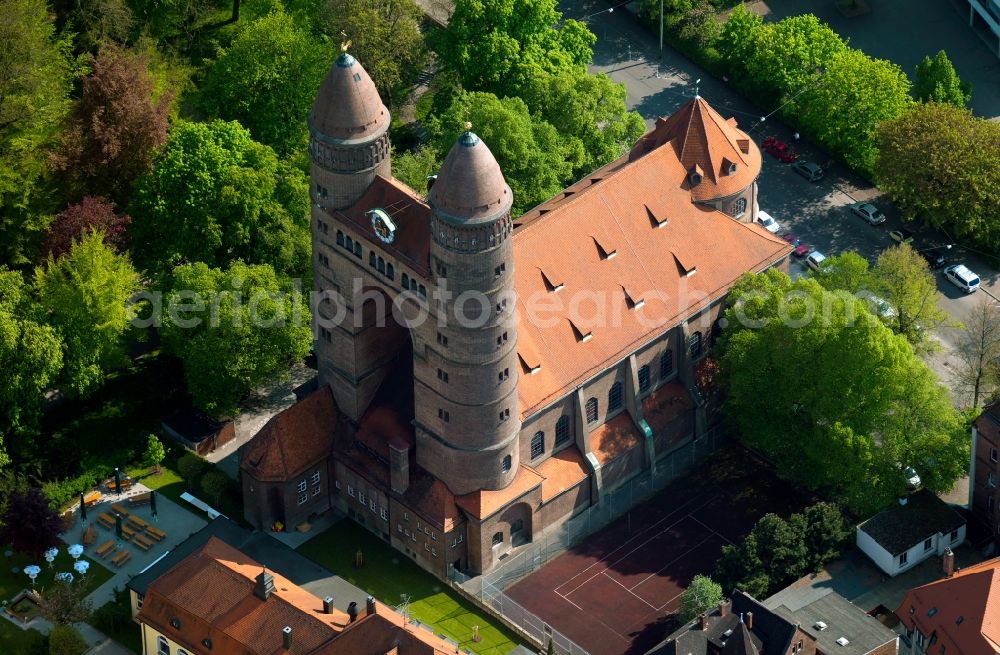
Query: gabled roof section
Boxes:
[
  {"xmin": 627, "ymin": 97, "xmax": 762, "ymax": 201},
  {"xmin": 857, "ymin": 490, "xmax": 966, "ymax": 556},
  {"xmin": 512, "ymin": 142, "xmax": 790, "ymax": 418},
  {"xmin": 455, "ymin": 465, "xmax": 543, "ymax": 520},
  {"xmin": 896, "ymin": 556, "xmax": 1000, "ymax": 655},
  {"xmin": 240, "ymin": 387, "xmax": 338, "ymax": 482}
]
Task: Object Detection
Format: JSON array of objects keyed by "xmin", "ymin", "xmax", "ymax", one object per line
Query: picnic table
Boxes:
[
  {"xmin": 96, "ymin": 513, "xmax": 115, "ymax": 530},
  {"xmin": 129, "ymin": 492, "xmax": 151, "ymax": 506},
  {"xmin": 122, "ymin": 524, "xmax": 137, "ymax": 539},
  {"xmin": 83, "ymin": 490, "xmax": 102, "ymax": 507},
  {"xmin": 95, "ymin": 540, "xmax": 115, "ymax": 558},
  {"xmin": 110, "ymin": 503, "xmax": 129, "ymax": 517},
  {"xmin": 81, "ymin": 525, "xmax": 96, "ymax": 546},
  {"xmin": 133, "ymin": 533, "xmax": 154, "ymax": 551},
  {"xmin": 127, "ymin": 515, "xmax": 147, "ymax": 531},
  {"xmin": 111, "ymin": 549, "xmax": 130, "ymax": 568},
  {"xmin": 145, "ymin": 526, "xmax": 166, "ymax": 542}
]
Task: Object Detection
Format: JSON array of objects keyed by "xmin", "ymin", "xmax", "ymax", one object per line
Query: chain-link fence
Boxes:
[
  {"xmin": 481, "ymin": 577, "xmax": 591, "ymax": 655},
  {"xmin": 478, "ymin": 426, "xmax": 727, "ymax": 592}
]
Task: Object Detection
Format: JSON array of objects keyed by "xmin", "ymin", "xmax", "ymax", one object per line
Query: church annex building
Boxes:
[{"xmin": 239, "ymin": 50, "xmax": 792, "ymax": 579}]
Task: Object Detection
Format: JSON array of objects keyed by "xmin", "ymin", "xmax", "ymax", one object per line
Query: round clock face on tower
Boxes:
[{"xmin": 367, "ymin": 208, "xmax": 396, "ymax": 244}]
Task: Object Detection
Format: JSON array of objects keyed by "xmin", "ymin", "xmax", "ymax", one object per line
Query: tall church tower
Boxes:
[
  {"xmin": 308, "ymin": 50, "xmax": 393, "ymax": 420},
  {"xmin": 308, "ymin": 48, "xmax": 391, "ymax": 211},
  {"xmin": 414, "ymin": 128, "xmax": 521, "ymax": 495}
]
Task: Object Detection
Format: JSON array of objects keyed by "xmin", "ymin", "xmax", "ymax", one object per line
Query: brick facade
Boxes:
[{"xmin": 971, "ymin": 405, "xmax": 1000, "ymax": 548}]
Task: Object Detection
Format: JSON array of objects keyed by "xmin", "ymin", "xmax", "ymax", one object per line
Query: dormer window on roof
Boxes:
[
  {"xmin": 593, "ymin": 236, "xmax": 617, "ymax": 260},
  {"xmin": 737, "ymin": 138, "xmax": 750, "ymax": 154},
  {"xmin": 569, "ymin": 319, "xmax": 592, "ymax": 343},
  {"xmin": 645, "ymin": 205, "xmax": 667, "ymax": 228},
  {"xmin": 723, "ymin": 158, "xmax": 737, "ymax": 175},
  {"xmin": 673, "ymin": 252, "xmax": 697, "ymax": 277},
  {"xmin": 540, "ymin": 266, "xmax": 563, "ymax": 292},
  {"xmin": 689, "ymin": 165, "xmax": 704, "ymax": 186},
  {"xmin": 622, "ymin": 284, "xmax": 645, "ymax": 309}
]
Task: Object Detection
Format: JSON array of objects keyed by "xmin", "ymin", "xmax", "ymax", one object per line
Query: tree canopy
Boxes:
[
  {"xmin": 34, "ymin": 231, "xmax": 141, "ymax": 397},
  {"xmin": 130, "ymin": 120, "xmax": 311, "ymax": 277},
  {"xmin": 42, "ymin": 196, "xmax": 131, "ymax": 260},
  {"xmin": 875, "ymin": 103, "xmax": 1000, "ymax": 251},
  {"xmin": 50, "ymin": 45, "xmax": 172, "ymax": 203},
  {"xmin": 914, "ymin": 50, "xmax": 971, "ymax": 107},
  {"xmin": 871, "ymin": 244, "xmax": 948, "ymax": 350},
  {"xmin": 160, "ymin": 261, "xmax": 312, "ymax": 418},
  {"xmin": 679, "ymin": 575, "xmax": 724, "ymax": 621},
  {"xmin": 0, "ymin": 0, "xmax": 77, "ymax": 267},
  {"xmin": 0, "ymin": 269, "xmax": 64, "ymax": 468},
  {"xmin": 199, "ymin": 10, "xmax": 332, "ymax": 156},
  {"xmin": 720, "ymin": 269, "xmax": 967, "ymax": 515},
  {"xmin": 427, "ymin": 91, "xmax": 582, "ymax": 215},
  {"xmin": 0, "ymin": 487, "xmax": 62, "ymax": 556}
]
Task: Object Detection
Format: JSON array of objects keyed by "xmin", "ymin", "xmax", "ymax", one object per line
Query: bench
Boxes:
[
  {"xmin": 95, "ymin": 540, "xmax": 115, "ymax": 558},
  {"xmin": 129, "ymin": 492, "xmax": 151, "ymax": 506},
  {"xmin": 83, "ymin": 490, "xmax": 102, "ymax": 507},
  {"xmin": 96, "ymin": 513, "xmax": 115, "ymax": 530},
  {"xmin": 145, "ymin": 526, "xmax": 166, "ymax": 542},
  {"xmin": 111, "ymin": 549, "xmax": 130, "ymax": 568},
  {"xmin": 132, "ymin": 534, "xmax": 153, "ymax": 551},
  {"xmin": 127, "ymin": 515, "xmax": 147, "ymax": 531},
  {"xmin": 110, "ymin": 503, "xmax": 129, "ymax": 517},
  {"xmin": 107, "ymin": 479, "xmax": 133, "ymax": 493},
  {"xmin": 122, "ymin": 524, "xmax": 137, "ymax": 539},
  {"xmin": 81, "ymin": 526, "xmax": 96, "ymax": 546}
]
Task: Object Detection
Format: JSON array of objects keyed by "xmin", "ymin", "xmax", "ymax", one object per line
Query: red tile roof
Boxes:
[
  {"xmin": 628, "ymin": 97, "xmax": 762, "ymax": 202},
  {"xmin": 428, "ymin": 131, "xmax": 512, "ymax": 225},
  {"xmin": 535, "ymin": 446, "xmax": 590, "ymax": 503},
  {"xmin": 138, "ymin": 536, "xmax": 457, "ymax": 655},
  {"xmin": 240, "ymin": 387, "xmax": 338, "ymax": 482},
  {"xmin": 309, "ymin": 52, "xmax": 389, "ymax": 142},
  {"xmin": 588, "ymin": 413, "xmax": 643, "ymax": 466},
  {"xmin": 511, "ymin": 140, "xmax": 789, "ymax": 418},
  {"xmin": 896, "ymin": 556, "xmax": 1000, "ymax": 655},
  {"xmin": 455, "ymin": 465, "xmax": 544, "ymax": 520}
]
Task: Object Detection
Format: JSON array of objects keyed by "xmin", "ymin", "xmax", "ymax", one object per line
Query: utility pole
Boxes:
[{"xmin": 659, "ymin": 0, "xmax": 664, "ymax": 57}]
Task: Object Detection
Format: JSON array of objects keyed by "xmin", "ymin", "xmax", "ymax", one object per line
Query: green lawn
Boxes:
[
  {"xmin": 298, "ymin": 521, "xmax": 524, "ymax": 655},
  {"xmin": 0, "ymin": 546, "xmax": 113, "ymax": 602},
  {"xmin": 93, "ymin": 589, "xmax": 143, "ymax": 655},
  {"xmin": 0, "ymin": 619, "xmax": 46, "ymax": 654}
]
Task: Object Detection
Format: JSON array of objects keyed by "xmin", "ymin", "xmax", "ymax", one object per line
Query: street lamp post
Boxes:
[{"xmin": 659, "ymin": 0, "xmax": 664, "ymax": 56}]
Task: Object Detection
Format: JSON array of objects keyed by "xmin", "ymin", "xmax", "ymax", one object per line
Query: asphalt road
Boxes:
[{"xmin": 565, "ymin": 0, "xmax": 996, "ymax": 405}]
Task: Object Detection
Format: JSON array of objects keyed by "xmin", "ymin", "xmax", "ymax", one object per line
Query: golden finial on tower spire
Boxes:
[
  {"xmin": 340, "ymin": 31, "xmax": 351, "ymax": 52},
  {"xmin": 463, "ymin": 121, "xmax": 473, "ymax": 131}
]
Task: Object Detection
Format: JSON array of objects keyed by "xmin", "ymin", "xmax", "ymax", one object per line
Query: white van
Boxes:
[
  {"xmin": 944, "ymin": 264, "xmax": 980, "ymax": 293},
  {"xmin": 757, "ymin": 210, "xmax": 780, "ymax": 233},
  {"xmin": 806, "ymin": 251, "xmax": 827, "ymax": 271}
]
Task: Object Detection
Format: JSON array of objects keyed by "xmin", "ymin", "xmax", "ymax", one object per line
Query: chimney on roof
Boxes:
[
  {"xmin": 389, "ymin": 442, "xmax": 410, "ymax": 495},
  {"xmin": 254, "ymin": 568, "xmax": 275, "ymax": 601},
  {"xmin": 698, "ymin": 614, "xmax": 709, "ymax": 631},
  {"xmin": 347, "ymin": 601, "xmax": 358, "ymax": 623},
  {"xmin": 746, "ymin": 612, "xmax": 754, "ymax": 630},
  {"xmin": 323, "ymin": 596, "xmax": 335, "ymax": 614},
  {"xmin": 282, "ymin": 626, "xmax": 292, "ymax": 651},
  {"xmin": 718, "ymin": 600, "xmax": 730, "ymax": 618},
  {"xmin": 366, "ymin": 596, "xmax": 376, "ymax": 616},
  {"xmin": 943, "ymin": 547, "xmax": 955, "ymax": 578}
]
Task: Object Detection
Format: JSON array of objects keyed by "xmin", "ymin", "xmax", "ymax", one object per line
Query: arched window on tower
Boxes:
[
  {"xmin": 402, "ymin": 273, "xmax": 410, "ymax": 289},
  {"xmin": 555, "ymin": 415, "xmax": 571, "ymax": 445},
  {"xmin": 353, "ymin": 242, "xmax": 362, "ymax": 258},
  {"xmin": 386, "ymin": 262, "xmax": 394, "ymax": 280},
  {"xmin": 369, "ymin": 252, "xmax": 376, "ymax": 267},
  {"xmin": 608, "ymin": 383, "xmax": 623, "ymax": 412},
  {"xmin": 585, "ymin": 397, "xmax": 598, "ymax": 424},
  {"xmin": 501, "ymin": 455, "xmax": 512, "ymax": 472},
  {"xmin": 492, "ymin": 531, "xmax": 503, "ymax": 546},
  {"xmin": 345, "ymin": 236, "xmax": 354, "ymax": 252},
  {"xmin": 336, "ymin": 230, "xmax": 344, "ymax": 247},
  {"xmin": 377, "ymin": 257, "xmax": 385, "ymax": 274},
  {"xmin": 530, "ymin": 432, "xmax": 544, "ymax": 460}
]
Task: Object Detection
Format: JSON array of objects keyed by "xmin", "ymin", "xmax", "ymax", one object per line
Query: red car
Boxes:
[
  {"xmin": 782, "ymin": 232, "xmax": 797, "ymax": 244},
  {"xmin": 793, "ymin": 243, "xmax": 811, "ymax": 257}
]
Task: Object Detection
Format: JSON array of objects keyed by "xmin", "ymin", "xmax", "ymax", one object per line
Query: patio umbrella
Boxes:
[
  {"xmin": 79, "ymin": 492, "xmax": 87, "ymax": 521},
  {"xmin": 114, "ymin": 468, "xmax": 121, "ymax": 493},
  {"xmin": 150, "ymin": 490, "xmax": 157, "ymax": 518},
  {"xmin": 115, "ymin": 513, "xmax": 123, "ymax": 538}
]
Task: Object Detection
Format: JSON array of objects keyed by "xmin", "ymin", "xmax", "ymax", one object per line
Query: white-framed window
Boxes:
[
  {"xmin": 431, "ymin": 547, "xmax": 437, "ymax": 556},
  {"xmin": 530, "ymin": 432, "xmax": 544, "ymax": 460},
  {"xmin": 369, "ymin": 498, "xmax": 376, "ymax": 512},
  {"xmin": 298, "ymin": 480, "xmax": 307, "ymax": 493},
  {"xmin": 416, "ymin": 520, "xmax": 421, "ymax": 530},
  {"xmin": 424, "ymin": 527, "xmax": 430, "ymax": 536},
  {"xmin": 178, "ymin": 650, "xmax": 189, "ymax": 655},
  {"xmin": 380, "ymin": 507, "xmax": 388, "ymax": 521},
  {"xmin": 404, "ymin": 512, "xmax": 409, "ymax": 521},
  {"xmin": 398, "ymin": 523, "xmax": 403, "ymax": 533},
  {"xmin": 732, "ymin": 197, "xmax": 747, "ymax": 218},
  {"xmin": 136, "ymin": 594, "xmax": 144, "ymax": 609},
  {"xmin": 358, "ymin": 490, "xmax": 366, "ymax": 504},
  {"xmin": 989, "ymin": 472, "xmax": 997, "ymax": 488},
  {"xmin": 899, "ymin": 551, "xmax": 909, "ymax": 566},
  {"xmin": 348, "ymin": 484, "xmax": 354, "ymax": 497},
  {"xmin": 431, "ymin": 532, "xmax": 437, "ymax": 541},
  {"xmin": 950, "ymin": 529, "xmax": 959, "ymax": 542},
  {"xmin": 298, "ymin": 491, "xmax": 307, "ymax": 505},
  {"xmin": 991, "ymin": 446, "xmax": 998, "ymax": 462},
  {"xmin": 924, "ymin": 537, "xmax": 933, "ymax": 551},
  {"xmin": 157, "ymin": 636, "xmax": 170, "ymax": 655},
  {"xmin": 424, "ymin": 543, "xmax": 430, "ymax": 551},
  {"xmin": 312, "ymin": 471, "xmax": 320, "ymax": 486},
  {"xmin": 312, "ymin": 482, "xmax": 321, "ymax": 496}
]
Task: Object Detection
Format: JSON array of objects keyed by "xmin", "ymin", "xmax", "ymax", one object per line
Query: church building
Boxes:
[{"xmin": 240, "ymin": 49, "xmax": 791, "ymax": 578}]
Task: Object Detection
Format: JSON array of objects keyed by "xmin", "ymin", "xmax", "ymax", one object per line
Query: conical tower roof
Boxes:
[
  {"xmin": 429, "ymin": 129, "xmax": 512, "ymax": 225},
  {"xmin": 309, "ymin": 51, "xmax": 389, "ymax": 142}
]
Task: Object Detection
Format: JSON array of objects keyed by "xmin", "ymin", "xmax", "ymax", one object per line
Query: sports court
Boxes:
[{"xmin": 507, "ymin": 480, "xmax": 751, "ymax": 655}]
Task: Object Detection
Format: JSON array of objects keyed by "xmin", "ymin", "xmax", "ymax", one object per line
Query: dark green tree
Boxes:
[
  {"xmin": 811, "ymin": 251, "xmax": 870, "ymax": 296},
  {"xmin": 143, "ymin": 434, "xmax": 166, "ymax": 473},
  {"xmin": 34, "ymin": 232, "xmax": 140, "ymax": 397},
  {"xmin": 872, "ymin": 243, "xmax": 949, "ymax": 351},
  {"xmin": 914, "ymin": 50, "xmax": 971, "ymax": 107},
  {"xmin": 48, "ymin": 624, "xmax": 87, "ymax": 655},
  {"xmin": 679, "ymin": 574, "xmax": 724, "ymax": 621},
  {"xmin": 0, "ymin": 0, "xmax": 77, "ymax": 267},
  {"xmin": 802, "ymin": 502, "xmax": 850, "ymax": 570},
  {"xmin": 0, "ymin": 488, "xmax": 62, "ymax": 557},
  {"xmin": 875, "ymin": 103, "xmax": 1000, "ymax": 250},
  {"xmin": 161, "ymin": 261, "xmax": 312, "ymax": 418},
  {"xmin": 391, "ymin": 146, "xmax": 441, "ymax": 195},
  {"xmin": 130, "ymin": 120, "xmax": 311, "ymax": 277},
  {"xmin": 715, "ymin": 534, "xmax": 769, "ymax": 598},
  {"xmin": 199, "ymin": 11, "xmax": 332, "ymax": 155},
  {"xmin": 751, "ymin": 513, "xmax": 809, "ymax": 582}
]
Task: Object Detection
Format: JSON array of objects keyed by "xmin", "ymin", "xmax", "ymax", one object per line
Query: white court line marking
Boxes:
[
  {"xmin": 555, "ymin": 497, "xmax": 717, "ymax": 598},
  {"xmin": 625, "ymin": 534, "xmax": 716, "ymax": 600},
  {"xmin": 554, "ymin": 589, "xmax": 584, "ymax": 611},
  {"xmin": 601, "ymin": 570, "xmax": 659, "ymax": 610},
  {"xmin": 689, "ymin": 514, "xmax": 737, "ymax": 546}
]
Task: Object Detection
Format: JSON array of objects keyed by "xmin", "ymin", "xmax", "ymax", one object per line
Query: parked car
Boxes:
[
  {"xmin": 857, "ymin": 290, "xmax": 896, "ymax": 320},
  {"xmin": 922, "ymin": 249, "xmax": 948, "ymax": 270},
  {"xmin": 782, "ymin": 232, "xmax": 797, "ymax": 244},
  {"xmin": 793, "ymin": 243, "xmax": 811, "ymax": 258},
  {"xmin": 791, "ymin": 161, "xmax": 824, "ymax": 182},
  {"xmin": 850, "ymin": 202, "xmax": 886, "ymax": 225},
  {"xmin": 889, "ymin": 229, "xmax": 915, "ymax": 244},
  {"xmin": 943, "ymin": 264, "xmax": 981, "ymax": 293},
  {"xmin": 806, "ymin": 251, "xmax": 827, "ymax": 271},
  {"xmin": 757, "ymin": 210, "xmax": 780, "ymax": 234}
]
